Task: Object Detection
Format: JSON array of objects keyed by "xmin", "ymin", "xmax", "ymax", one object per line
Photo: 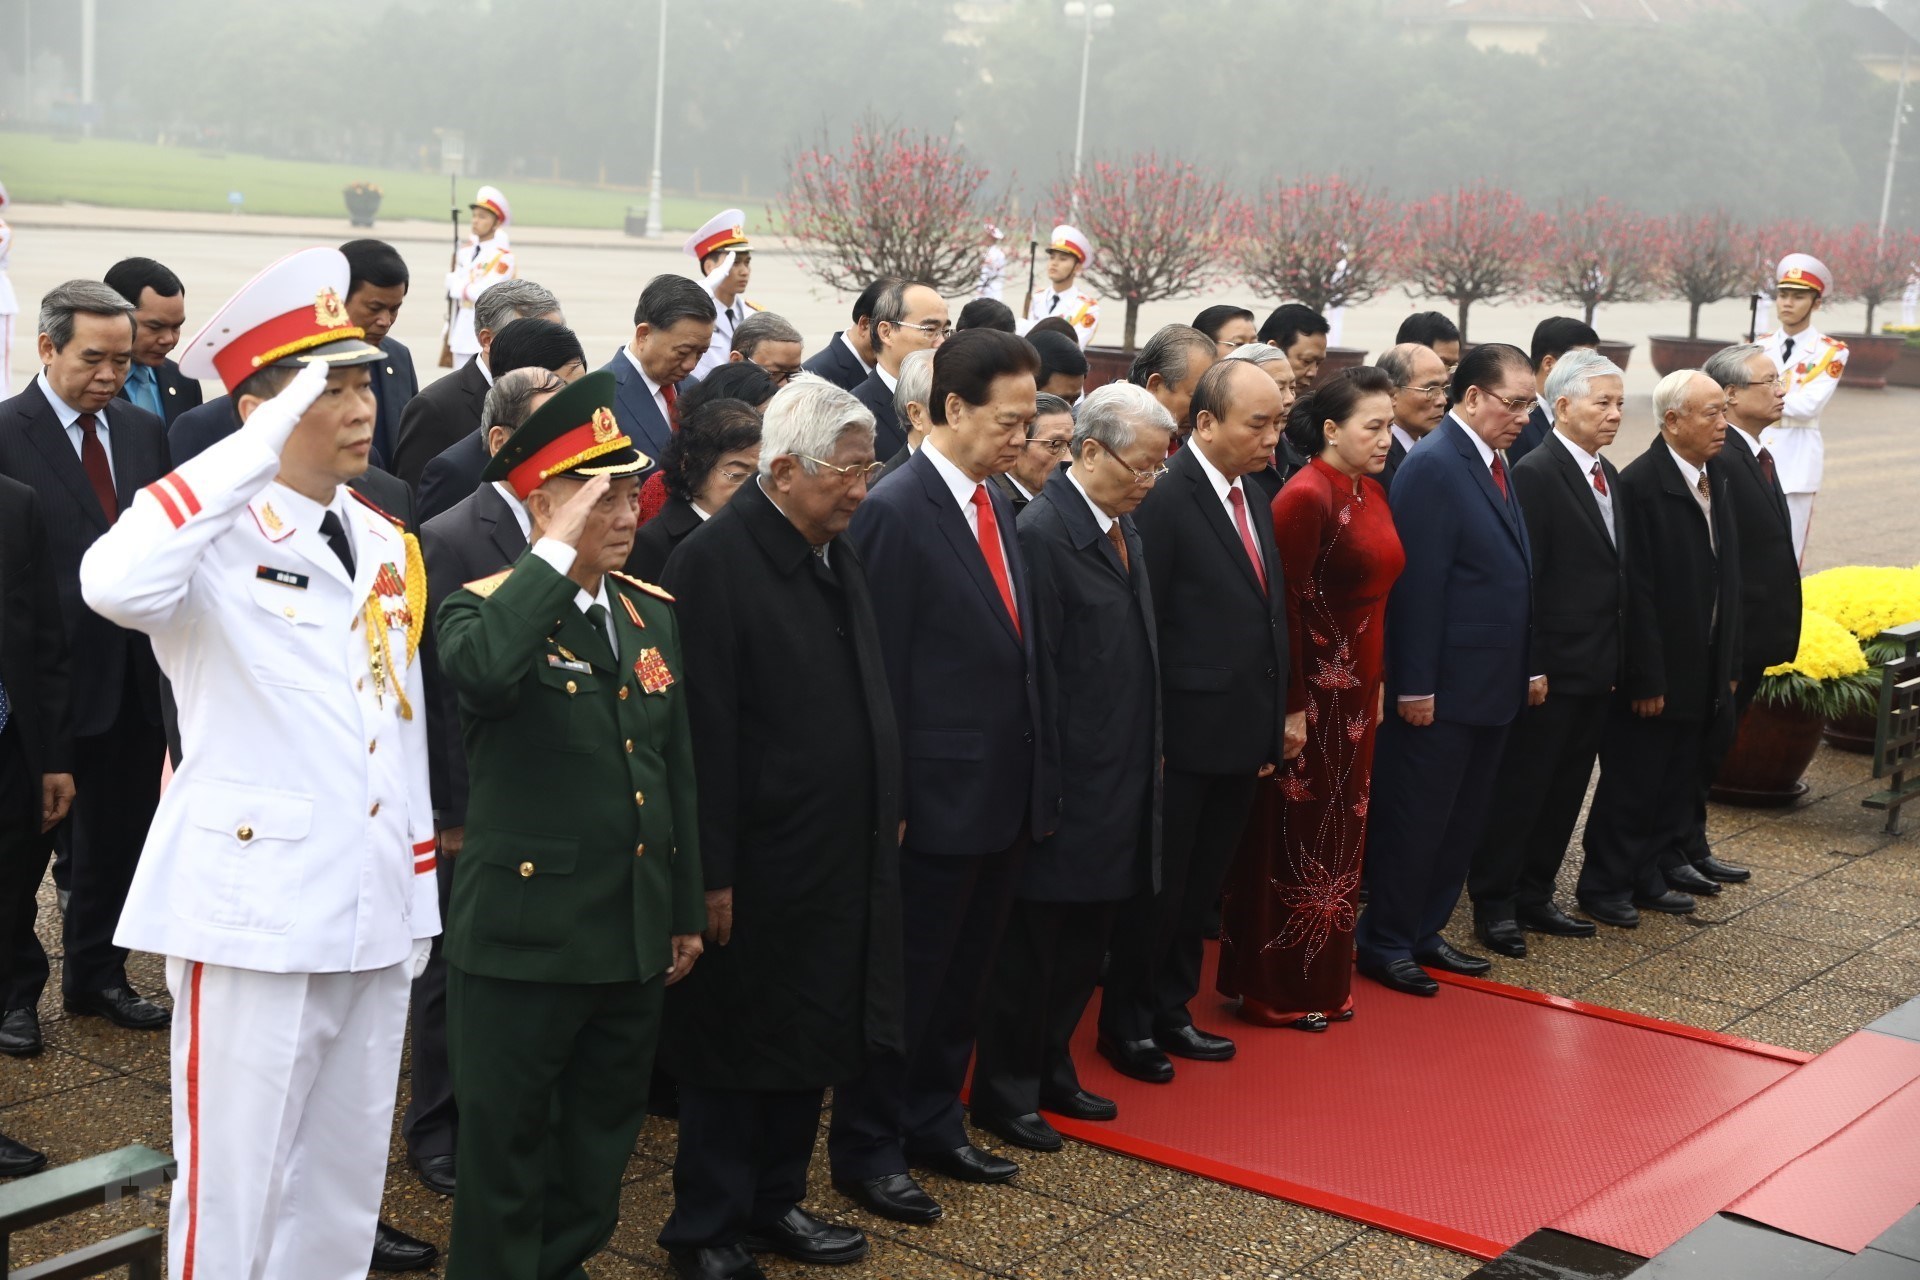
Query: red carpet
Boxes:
[{"xmin": 1042, "ymin": 945, "xmax": 1809, "ymax": 1259}]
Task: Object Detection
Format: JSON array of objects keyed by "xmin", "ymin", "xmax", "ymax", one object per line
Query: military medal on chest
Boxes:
[{"xmin": 635, "ymin": 647, "xmax": 675, "ymax": 695}]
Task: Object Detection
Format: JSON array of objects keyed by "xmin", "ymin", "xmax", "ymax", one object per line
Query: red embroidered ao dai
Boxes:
[{"xmin": 1217, "ymin": 457, "xmax": 1404, "ymax": 1022}]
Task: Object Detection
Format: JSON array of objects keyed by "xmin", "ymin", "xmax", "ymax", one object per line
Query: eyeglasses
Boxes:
[
  {"xmin": 1739, "ymin": 376, "xmax": 1787, "ymax": 390},
  {"xmin": 762, "ymin": 366, "xmax": 802, "ymax": 386},
  {"xmin": 1024, "ymin": 437, "xmax": 1073, "ymax": 457},
  {"xmin": 799, "ymin": 454, "xmax": 886, "ymax": 484},
  {"xmin": 714, "ymin": 465, "xmax": 756, "ymax": 484},
  {"xmin": 1483, "ymin": 392, "xmax": 1535, "ymax": 414},
  {"xmin": 1398, "ymin": 382, "xmax": 1449, "ymax": 400},
  {"xmin": 1095, "ymin": 439, "xmax": 1169, "ymax": 484},
  {"xmin": 889, "ymin": 320, "xmax": 954, "ymax": 339}
]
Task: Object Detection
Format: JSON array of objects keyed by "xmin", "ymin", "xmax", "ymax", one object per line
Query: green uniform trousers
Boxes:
[{"xmin": 446, "ymin": 966, "xmax": 664, "ymax": 1279}]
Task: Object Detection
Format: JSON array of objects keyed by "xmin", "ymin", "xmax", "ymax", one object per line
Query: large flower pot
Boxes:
[
  {"xmin": 1888, "ymin": 344, "xmax": 1920, "ymax": 388},
  {"xmin": 1830, "ymin": 333, "xmax": 1903, "ymax": 390},
  {"xmin": 1596, "ymin": 339, "xmax": 1634, "ymax": 372},
  {"xmin": 1082, "ymin": 344, "xmax": 1132, "ymax": 394},
  {"xmin": 1319, "ymin": 345, "xmax": 1369, "ymax": 378},
  {"xmin": 1709, "ymin": 699, "xmax": 1825, "ymax": 807},
  {"xmin": 1822, "ymin": 706, "xmax": 1878, "ymax": 754},
  {"xmin": 1649, "ymin": 335, "xmax": 1736, "ymax": 377},
  {"xmin": 343, "ymin": 189, "xmax": 382, "ymax": 228}
]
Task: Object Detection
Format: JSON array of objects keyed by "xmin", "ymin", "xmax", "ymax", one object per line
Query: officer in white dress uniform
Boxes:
[
  {"xmin": 1757, "ymin": 252, "xmax": 1846, "ymax": 563},
  {"xmin": 685, "ymin": 208, "xmax": 760, "ymax": 380},
  {"xmin": 446, "ymin": 185, "xmax": 517, "ymax": 368},
  {"xmin": 80, "ymin": 247, "xmax": 439, "ymax": 1280},
  {"xmin": 0, "ymin": 179, "xmax": 16, "ymax": 397},
  {"xmin": 977, "ymin": 222, "xmax": 1008, "ymax": 301},
  {"xmin": 1022, "ymin": 223, "xmax": 1101, "ymax": 349}
]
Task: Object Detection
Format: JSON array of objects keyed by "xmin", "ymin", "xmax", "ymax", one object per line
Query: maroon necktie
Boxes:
[
  {"xmin": 970, "ymin": 484, "xmax": 1020, "ymax": 636},
  {"xmin": 1229, "ymin": 486, "xmax": 1267, "ymax": 593},
  {"xmin": 78, "ymin": 413, "xmax": 118, "ymax": 522},
  {"xmin": 1590, "ymin": 460, "xmax": 1608, "ymax": 497},
  {"xmin": 1490, "ymin": 453, "xmax": 1510, "ymax": 500},
  {"xmin": 1107, "ymin": 522, "xmax": 1130, "ymax": 572},
  {"xmin": 1757, "ymin": 446, "xmax": 1777, "ymax": 487},
  {"xmin": 662, "ymin": 382, "xmax": 679, "ymax": 432}
]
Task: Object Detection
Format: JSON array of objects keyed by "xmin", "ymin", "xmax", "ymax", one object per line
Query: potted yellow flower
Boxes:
[
  {"xmin": 1711, "ymin": 609, "xmax": 1879, "ymax": 805},
  {"xmin": 1802, "ymin": 566, "xmax": 1920, "ymax": 752},
  {"xmin": 343, "ymin": 181, "xmax": 383, "ymax": 228}
]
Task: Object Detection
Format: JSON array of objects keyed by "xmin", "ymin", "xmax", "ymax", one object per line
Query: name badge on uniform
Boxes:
[
  {"xmin": 635, "ymin": 647, "xmax": 675, "ymax": 695},
  {"xmin": 547, "ymin": 654, "xmax": 592, "ymax": 674},
  {"xmin": 256, "ymin": 566, "xmax": 310, "ymax": 589}
]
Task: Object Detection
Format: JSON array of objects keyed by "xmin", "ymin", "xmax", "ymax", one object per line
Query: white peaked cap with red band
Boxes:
[
  {"xmin": 177, "ymin": 247, "xmax": 383, "ymax": 392},
  {"xmin": 1776, "ymin": 252, "xmax": 1831, "ymax": 295},
  {"xmin": 470, "ymin": 185, "xmax": 511, "ymax": 225},
  {"xmin": 684, "ymin": 208, "xmax": 750, "ymax": 262},
  {"xmin": 1048, "ymin": 224, "xmax": 1092, "ymax": 266}
]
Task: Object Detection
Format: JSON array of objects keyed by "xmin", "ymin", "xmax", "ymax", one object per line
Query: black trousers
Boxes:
[
  {"xmin": 1579, "ymin": 706, "xmax": 1707, "ymax": 906},
  {"xmin": 1468, "ymin": 692, "xmax": 1609, "ymax": 924},
  {"xmin": 828, "ymin": 837, "xmax": 1023, "ymax": 1182},
  {"xmin": 972, "ymin": 898, "xmax": 1113, "ymax": 1121},
  {"xmin": 404, "ymin": 847, "xmax": 459, "ymax": 1160},
  {"xmin": 658, "ymin": 1086, "xmax": 823, "ymax": 1250},
  {"xmin": 0, "ymin": 726, "xmax": 51, "ymax": 1010},
  {"xmin": 1355, "ymin": 717, "xmax": 1511, "ymax": 966},
  {"xmin": 1099, "ymin": 769, "xmax": 1254, "ymax": 1042},
  {"xmin": 1672, "ymin": 677, "xmax": 1751, "ymax": 870},
  {"xmin": 63, "ymin": 683, "xmax": 164, "ymax": 995}
]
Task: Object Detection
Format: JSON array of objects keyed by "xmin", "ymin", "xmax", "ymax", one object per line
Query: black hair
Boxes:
[
  {"xmin": 103, "ymin": 257, "xmax": 183, "ymax": 306},
  {"xmin": 634, "ymin": 274, "xmax": 717, "ymax": 328},
  {"xmin": 1030, "ymin": 330, "xmax": 1088, "ymax": 382},
  {"xmin": 1257, "ymin": 303, "xmax": 1330, "ymax": 351},
  {"xmin": 233, "ymin": 364, "xmax": 297, "ymax": 405},
  {"xmin": 1191, "ymin": 304, "xmax": 1256, "ymax": 343},
  {"xmin": 1285, "ymin": 365, "xmax": 1394, "ymax": 457},
  {"xmin": 1450, "ymin": 342, "xmax": 1532, "ymax": 404},
  {"xmin": 680, "ymin": 360, "xmax": 777, "ymax": 418},
  {"xmin": 340, "ymin": 239, "xmax": 410, "ymax": 297},
  {"xmin": 663, "ymin": 399, "xmax": 763, "ymax": 504},
  {"xmin": 1395, "ymin": 311, "xmax": 1461, "ymax": 348},
  {"xmin": 957, "ymin": 297, "xmax": 1018, "ymax": 333},
  {"xmin": 852, "ymin": 278, "xmax": 894, "ymax": 325},
  {"xmin": 1530, "ymin": 316, "xmax": 1600, "ymax": 369},
  {"xmin": 487, "ymin": 318, "xmax": 585, "ymax": 377},
  {"xmin": 929, "ymin": 329, "xmax": 1041, "ymax": 425},
  {"xmin": 1027, "ymin": 316, "xmax": 1079, "ymax": 344}
]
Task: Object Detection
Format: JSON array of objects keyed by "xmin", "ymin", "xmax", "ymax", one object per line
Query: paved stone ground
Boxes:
[{"xmin": 0, "ymin": 216, "xmax": 1915, "ymax": 1277}]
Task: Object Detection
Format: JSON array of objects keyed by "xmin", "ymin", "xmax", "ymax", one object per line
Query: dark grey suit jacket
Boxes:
[
  {"xmin": 802, "ymin": 331, "xmax": 870, "ymax": 392},
  {"xmin": 394, "ymin": 357, "xmax": 490, "ymax": 488},
  {"xmin": 416, "ymin": 428, "xmax": 489, "ymax": 526}
]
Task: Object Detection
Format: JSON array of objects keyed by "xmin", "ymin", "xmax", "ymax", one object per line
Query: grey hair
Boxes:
[
  {"xmin": 1652, "ymin": 368, "xmax": 1706, "ymax": 425},
  {"xmin": 475, "ymin": 278, "xmax": 562, "ymax": 337},
  {"xmin": 1702, "ymin": 343, "xmax": 1767, "ymax": 390},
  {"xmin": 1225, "ymin": 341, "xmax": 1292, "ymax": 369},
  {"xmin": 893, "ymin": 347, "xmax": 935, "ymax": 423},
  {"xmin": 1543, "ymin": 348, "xmax": 1625, "ymax": 408},
  {"xmin": 1029, "ymin": 392, "xmax": 1075, "ymax": 439},
  {"xmin": 483, "ymin": 366, "xmax": 565, "ymax": 439},
  {"xmin": 732, "ymin": 310, "xmax": 803, "ymax": 357},
  {"xmin": 39, "ymin": 280, "xmax": 135, "ymax": 350},
  {"xmin": 869, "ymin": 279, "xmax": 920, "ymax": 346},
  {"xmin": 760, "ymin": 375, "xmax": 876, "ymax": 476},
  {"xmin": 1128, "ymin": 324, "xmax": 1218, "ymax": 389},
  {"xmin": 1073, "ymin": 381, "xmax": 1175, "ymax": 455},
  {"xmin": 1375, "ymin": 341, "xmax": 1427, "ymax": 385}
]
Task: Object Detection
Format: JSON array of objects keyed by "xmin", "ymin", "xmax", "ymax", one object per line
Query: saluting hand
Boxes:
[
  {"xmin": 665, "ymin": 932, "xmax": 704, "ymax": 986},
  {"xmin": 542, "ymin": 473, "xmax": 612, "ymax": 550}
]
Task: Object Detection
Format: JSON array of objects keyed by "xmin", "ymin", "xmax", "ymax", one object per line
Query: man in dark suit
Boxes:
[
  {"xmin": 1509, "ymin": 317, "xmax": 1598, "ymax": 467},
  {"xmin": 851, "ymin": 281, "xmax": 949, "ymax": 461},
  {"xmin": 340, "ymin": 239, "xmax": 419, "ymax": 469},
  {"xmin": 1357, "ymin": 343, "xmax": 1537, "ymax": 997},
  {"xmin": 801, "ymin": 278, "xmax": 888, "ymax": 391},
  {"xmin": 105, "ymin": 257, "xmax": 203, "ymax": 429},
  {"xmin": 0, "ymin": 280, "xmax": 170, "ymax": 1030},
  {"xmin": 1099, "ymin": 360, "xmax": 1292, "ymax": 1080},
  {"xmin": 1579, "ymin": 371, "xmax": 1743, "ymax": 928},
  {"xmin": 831, "ymin": 329, "xmax": 1054, "ymax": 1225},
  {"xmin": 873, "ymin": 349, "xmax": 934, "ymax": 483},
  {"xmin": 1467, "ymin": 349, "xmax": 1628, "ymax": 956},
  {"xmin": 0, "ymin": 476, "xmax": 75, "ymax": 1089},
  {"xmin": 989, "ymin": 393, "xmax": 1073, "ymax": 513},
  {"xmin": 391, "ymin": 278, "xmax": 560, "ymax": 487},
  {"xmin": 973, "ymin": 383, "xmax": 1170, "ymax": 1152},
  {"xmin": 1376, "ymin": 342, "xmax": 1449, "ymax": 494},
  {"xmin": 604, "ymin": 274, "xmax": 716, "ymax": 482}
]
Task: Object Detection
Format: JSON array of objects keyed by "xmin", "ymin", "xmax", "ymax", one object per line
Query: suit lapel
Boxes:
[
  {"xmin": 1181, "ymin": 453, "xmax": 1265, "ymax": 601},
  {"xmin": 22, "ymin": 388, "xmax": 109, "ymax": 530},
  {"xmin": 1548, "ymin": 436, "xmax": 1615, "ymax": 552},
  {"xmin": 477, "ymin": 484, "xmax": 528, "ymax": 564},
  {"xmin": 913, "ymin": 453, "xmax": 1021, "ymax": 646},
  {"xmin": 1446, "ymin": 417, "xmax": 1525, "ymax": 547},
  {"xmin": 106, "ymin": 403, "xmax": 149, "ymax": 511},
  {"xmin": 614, "ymin": 357, "xmax": 673, "ymax": 468}
]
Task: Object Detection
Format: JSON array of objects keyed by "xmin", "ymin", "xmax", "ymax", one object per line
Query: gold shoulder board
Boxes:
[
  {"xmin": 610, "ymin": 570, "xmax": 675, "ymax": 603},
  {"xmin": 463, "ymin": 569, "xmax": 512, "ymax": 599}
]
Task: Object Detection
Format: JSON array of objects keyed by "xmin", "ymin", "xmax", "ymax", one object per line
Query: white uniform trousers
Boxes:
[
  {"xmin": 1786, "ymin": 492, "xmax": 1814, "ymax": 565},
  {"xmin": 165, "ymin": 956, "xmax": 411, "ymax": 1280}
]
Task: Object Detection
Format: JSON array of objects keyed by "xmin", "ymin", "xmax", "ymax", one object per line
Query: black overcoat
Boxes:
[{"xmin": 658, "ymin": 477, "xmax": 905, "ymax": 1091}]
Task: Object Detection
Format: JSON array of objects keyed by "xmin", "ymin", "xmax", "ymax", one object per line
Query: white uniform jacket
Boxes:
[
  {"xmin": 80, "ymin": 410, "xmax": 439, "ymax": 974},
  {"xmin": 1758, "ymin": 324, "xmax": 1846, "ymax": 496},
  {"xmin": 445, "ymin": 233, "xmax": 516, "ymax": 358},
  {"xmin": 1024, "ymin": 283, "xmax": 1100, "ymax": 348}
]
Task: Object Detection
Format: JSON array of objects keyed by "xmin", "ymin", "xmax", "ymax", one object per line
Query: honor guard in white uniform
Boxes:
[
  {"xmin": 977, "ymin": 222, "xmax": 1008, "ymax": 301},
  {"xmin": 685, "ymin": 208, "xmax": 760, "ymax": 380},
  {"xmin": 1024, "ymin": 223, "xmax": 1101, "ymax": 349},
  {"xmin": 1757, "ymin": 252, "xmax": 1846, "ymax": 563},
  {"xmin": 80, "ymin": 247, "xmax": 439, "ymax": 1280},
  {"xmin": 0, "ymin": 179, "xmax": 16, "ymax": 397},
  {"xmin": 446, "ymin": 185, "xmax": 517, "ymax": 367}
]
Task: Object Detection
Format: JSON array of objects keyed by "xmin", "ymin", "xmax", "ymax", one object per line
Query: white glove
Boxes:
[
  {"xmin": 702, "ymin": 250, "xmax": 736, "ymax": 292},
  {"xmin": 247, "ymin": 359, "xmax": 331, "ymax": 454},
  {"xmin": 408, "ymin": 937, "xmax": 434, "ymax": 980}
]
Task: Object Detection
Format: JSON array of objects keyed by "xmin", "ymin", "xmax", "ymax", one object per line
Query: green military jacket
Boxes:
[{"xmin": 435, "ymin": 552, "xmax": 704, "ymax": 984}]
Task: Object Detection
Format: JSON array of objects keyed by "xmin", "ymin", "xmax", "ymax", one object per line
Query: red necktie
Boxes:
[
  {"xmin": 78, "ymin": 413, "xmax": 118, "ymax": 522},
  {"xmin": 969, "ymin": 484, "xmax": 1020, "ymax": 635},
  {"xmin": 1590, "ymin": 460, "xmax": 1608, "ymax": 497},
  {"xmin": 1228, "ymin": 486, "xmax": 1267, "ymax": 593},
  {"xmin": 1757, "ymin": 446, "xmax": 1777, "ymax": 487},
  {"xmin": 662, "ymin": 382, "xmax": 679, "ymax": 432},
  {"xmin": 1490, "ymin": 453, "xmax": 1510, "ymax": 500}
]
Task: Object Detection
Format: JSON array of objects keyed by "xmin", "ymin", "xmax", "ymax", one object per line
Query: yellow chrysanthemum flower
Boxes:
[
  {"xmin": 1801, "ymin": 566, "xmax": 1920, "ymax": 642},
  {"xmin": 1764, "ymin": 610, "xmax": 1870, "ymax": 681}
]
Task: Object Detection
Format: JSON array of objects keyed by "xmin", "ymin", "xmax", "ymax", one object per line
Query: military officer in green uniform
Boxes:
[{"xmin": 434, "ymin": 370, "xmax": 706, "ymax": 1279}]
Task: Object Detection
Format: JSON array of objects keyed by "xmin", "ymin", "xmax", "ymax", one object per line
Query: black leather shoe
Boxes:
[
  {"xmin": 0, "ymin": 1008, "xmax": 42, "ymax": 1057},
  {"xmin": 668, "ymin": 1243, "xmax": 767, "ymax": 1280},
  {"xmin": 1042, "ymin": 1088, "xmax": 1117, "ymax": 1121},
  {"xmin": 1415, "ymin": 940, "xmax": 1492, "ymax": 976},
  {"xmin": 1097, "ymin": 1035, "xmax": 1174, "ymax": 1083},
  {"xmin": 1696, "ymin": 855, "xmax": 1751, "ymax": 884},
  {"xmin": 1634, "ymin": 890, "xmax": 1696, "ymax": 915},
  {"xmin": 1358, "ymin": 957, "xmax": 1439, "ymax": 996},
  {"xmin": 369, "ymin": 1220, "xmax": 438, "ymax": 1272},
  {"xmin": 0, "ymin": 1131, "xmax": 47, "ymax": 1177},
  {"xmin": 1578, "ymin": 897, "xmax": 1640, "ymax": 929},
  {"xmin": 408, "ymin": 1151, "xmax": 455, "ymax": 1196},
  {"xmin": 1666, "ymin": 864, "xmax": 1721, "ymax": 896},
  {"xmin": 62, "ymin": 986, "xmax": 169, "ymax": 1031},
  {"xmin": 742, "ymin": 1206, "xmax": 868, "ymax": 1265},
  {"xmin": 974, "ymin": 1111, "xmax": 1062, "ymax": 1152},
  {"xmin": 833, "ymin": 1173, "xmax": 942, "ymax": 1224},
  {"xmin": 1517, "ymin": 903, "xmax": 1597, "ymax": 937},
  {"xmin": 1153, "ymin": 1024, "xmax": 1236, "ymax": 1061},
  {"xmin": 909, "ymin": 1143, "xmax": 1018, "ymax": 1184},
  {"xmin": 1475, "ymin": 921, "xmax": 1528, "ymax": 959}
]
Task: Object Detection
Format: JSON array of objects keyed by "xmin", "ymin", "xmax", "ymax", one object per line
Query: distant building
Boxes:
[{"xmin": 1382, "ymin": 0, "xmax": 1753, "ymax": 55}]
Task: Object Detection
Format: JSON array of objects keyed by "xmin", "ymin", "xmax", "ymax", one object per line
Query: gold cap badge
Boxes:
[{"xmin": 314, "ymin": 287, "xmax": 349, "ymax": 327}]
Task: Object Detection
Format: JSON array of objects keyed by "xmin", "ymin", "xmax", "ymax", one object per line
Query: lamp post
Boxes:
[
  {"xmin": 1063, "ymin": 1, "xmax": 1114, "ymax": 217},
  {"xmin": 643, "ymin": 0, "xmax": 669, "ymax": 239}
]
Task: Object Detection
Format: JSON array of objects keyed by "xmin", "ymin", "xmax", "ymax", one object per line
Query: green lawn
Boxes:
[{"xmin": 0, "ymin": 132, "xmax": 770, "ymax": 233}]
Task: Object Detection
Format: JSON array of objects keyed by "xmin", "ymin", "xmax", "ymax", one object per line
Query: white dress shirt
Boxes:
[
  {"xmin": 1390, "ymin": 423, "xmax": 1417, "ymax": 456},
  {"xmin": 1553, "ymin": 428, "xmax": 1613, "ymax": 545},
  {"xmin": 1066, "ymin": 469, "xmax": 1116, "ymax": 534},
  {"xmin": 1728, "ymin": 422, "xmax": 1766, "ymax": 457},
  {"xmin": 839, "ymin": 331, "xmax": 873, "ymax": 375},
  {"xmin": 38, "ymin": 372, "xmax": 115, "ymax": 483},
  {"xmin": 876, "ymin": 363, "xmax": 899, "ymax": 394},
  {"xmin": 1188, "ymin": 439, "xmax": 1249, "ymax": 527},
  {"xmin": 1534, "ymin": 393, "xmax": 1556, "ymax": 426},
  {"xmin": 492, "ymin": 481, "xmax": 532, "ymax": 540},
  {"xmin": 923, "ymin": 440, "xmax": 1014, "ymax": 584}
]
